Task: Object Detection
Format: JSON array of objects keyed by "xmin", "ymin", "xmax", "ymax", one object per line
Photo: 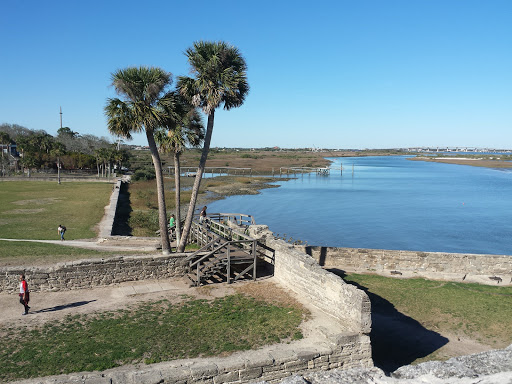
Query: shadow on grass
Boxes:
[
  {"xmin": 34, "ymin": 300, "xmax": 97, "ymax": 314},
  {"xmin": 328, "ymin": 268, "xmax": 449, "ymax": 373}
]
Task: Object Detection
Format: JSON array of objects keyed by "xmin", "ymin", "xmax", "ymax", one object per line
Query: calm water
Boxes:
[{"xmin": 208, "ymin": 156, "xmax": 512, "ymax": 255}]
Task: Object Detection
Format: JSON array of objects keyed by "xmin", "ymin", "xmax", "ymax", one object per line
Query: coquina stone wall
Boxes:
[
  {"xmin": 249, "ymin": 226, "xmax": 371, "ymax": 335},
  {"xmin": 3, "ymin": 227, "xmax": 374, "ymax": 383},
  {"xmin": 296, "ymin": 246, "xmax": 512, "ymax": 286},
  {"xmin": 11, "ymin": 335, "xmax": 372, "ymax": 384},
  {"xmin": 0, "ymin": 254, "xmax": 187, "ymax": 293}
]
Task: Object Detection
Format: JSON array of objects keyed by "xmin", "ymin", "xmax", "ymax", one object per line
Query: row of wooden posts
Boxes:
[{"xmin": 167, "ymin": 165, "xmax": 353, "ymax": 177}]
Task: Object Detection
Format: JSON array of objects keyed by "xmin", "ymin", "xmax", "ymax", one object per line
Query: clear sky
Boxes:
[{"xmin": 1, "ymin": 1, "xmax": 511, "ymax": 149}]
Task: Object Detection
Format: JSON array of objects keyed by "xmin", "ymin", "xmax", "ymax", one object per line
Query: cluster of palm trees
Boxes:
[
  {"xmin": 105, "ymin": 41, "xmax": 249, "ymax": 255},
  {"xmin": 0, "ymin": 125, "xmax": 128, "ymax": 181}
]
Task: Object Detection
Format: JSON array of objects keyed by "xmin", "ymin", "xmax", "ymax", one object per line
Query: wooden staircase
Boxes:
[{"xmin": 186, "ymin": 215, "xmax": 274, "ymax": 286}]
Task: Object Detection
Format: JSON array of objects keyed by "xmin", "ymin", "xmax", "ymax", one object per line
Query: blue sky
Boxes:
[{"xmin": 1, "ymin": 1, "xmax": 511, "ymax": 149}]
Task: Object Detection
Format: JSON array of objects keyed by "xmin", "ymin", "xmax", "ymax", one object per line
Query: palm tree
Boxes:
[
  {"xmin": 155, "ymin": 92, "xmax": 205, "ymax": 245},
  {"xmin": 0, "ymin": 132, "xmax": 11, "ymax": 176},
  {"xmin": 176, "ymin": 41, "xmax": 249, "ymax": 252},
  {"xmin": 105, "ymin": 66, "xmax": 176, "ymax": 254},
  {"xmin": 50, "ymin": 142, "xmax": 66, "ymax": 184}
]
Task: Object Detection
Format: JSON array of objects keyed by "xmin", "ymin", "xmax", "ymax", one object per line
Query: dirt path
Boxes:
[
  {"xmin": 0, "ymin": 237, "xmax": 161, "ymax": 252},
  {"xmin": 0, "ymin": 277, "xmax": 229, "ymax": 329},
  {"xmin": 0, "ymin": 277, "xmax": 328, "ymax": 347}
]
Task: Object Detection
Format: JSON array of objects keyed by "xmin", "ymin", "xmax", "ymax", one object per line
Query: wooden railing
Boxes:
[
  {"xmin": 197, "ymin": 212, "xmax": 255, "ymax": 227},
  {"xmin": 186, "ymin": 215, "xmax": 274, "ymax": 286}
]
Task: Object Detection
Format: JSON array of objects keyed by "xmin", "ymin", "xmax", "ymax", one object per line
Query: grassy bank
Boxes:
[
  {"xmin": 0, "ymin": 294, "xmax": 304, "ymax": 382},
  {"xmin": 410, "ymin": 155, "xmax": 512, "ymax": 169},
  {"xmin": 343, "ymin": 273, "xmax": 512, "ymax": 366},
  {"xmin": 0, "ymin": 241, "xmax": 147, "ymax": 266},
  {"xmin": 0, "ymin": 181, "xmax": 112, "ymax": 240}
]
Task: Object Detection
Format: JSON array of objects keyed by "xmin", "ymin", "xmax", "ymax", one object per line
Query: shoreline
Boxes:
[{"xmin": 409, "ymin": 156, "xmax": 512, "ymax": 169}]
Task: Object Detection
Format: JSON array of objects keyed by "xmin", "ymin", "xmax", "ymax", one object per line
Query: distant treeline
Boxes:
[{"xmin": 0, "ymin": 123, "xmax": 129, "ymax": 176}]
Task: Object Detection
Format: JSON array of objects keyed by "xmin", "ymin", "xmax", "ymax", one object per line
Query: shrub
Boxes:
[
  {"xmin": 132, "ymin": 168, "xmax": 156, "ymax": 181},
  {"xmin": 128, "ymin": 210, "xmax": 159, "ymax": 233}
]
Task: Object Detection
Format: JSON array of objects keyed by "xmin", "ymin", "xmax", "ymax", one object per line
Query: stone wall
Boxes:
[
  {"xmin": 98, "ymin": 179, "xmax": 122, "ymax": 238},
  {"xmin": 11, "ymin": 335, "xmax": 372, "ymax": 384},
  {"xmin": 249, "ymin": 226, "xmax": 372, "ymax": 335},
  {"xmin": 297, "ymin": 246, "xmax": 512, "ymax": 286},
  {"xmin": 0, "ymin": 254, "xmax": 187, "ymax": 293},
  {"xmin": 3, "ymin": 226, "xmax": 374, "ymax": 383}
]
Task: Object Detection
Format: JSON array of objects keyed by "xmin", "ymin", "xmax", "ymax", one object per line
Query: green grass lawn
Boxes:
[
  {"xmin": 344, "ymin": 273, "xmax": 512, "ymax": 347},
  {"xmin": 0, "ymin": 241, "xmax": 145, "ymax": 266},
  {"xmin": 0, "ymin": 181, "xmax": 112, "ymax": 240},
  {"xmin": 0, "ymin": 294, "xmax": 304, "ymax": 382}
]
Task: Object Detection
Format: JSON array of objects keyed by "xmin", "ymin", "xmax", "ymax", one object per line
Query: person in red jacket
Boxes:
[{"xmin": 19, "ymin": 274, "xmax": 30, "ymax": 315}]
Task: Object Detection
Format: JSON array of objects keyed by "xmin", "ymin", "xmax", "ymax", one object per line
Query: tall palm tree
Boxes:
[
  {"xmin": 105, "ymin": 66, "xmax": 176, "ymax": 254},
  {"xmin": 155, "ymin": 92, "xmax": 205, "ymax": 246},
  {"xmin": 50, "ymin": 142, "xmax": 66, "ymax": 184},
  {"xmin": 176, "ymin": 41, "xmax": 249, "ymax": 252},
  {"xmin": 0, "ymin": 132, "xmax": 11, "ymax": 176}
]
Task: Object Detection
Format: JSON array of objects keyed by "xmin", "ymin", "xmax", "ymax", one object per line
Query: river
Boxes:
[{"xmin": 207, "ymin": 156, "xmax": 512, "ymax": 255}]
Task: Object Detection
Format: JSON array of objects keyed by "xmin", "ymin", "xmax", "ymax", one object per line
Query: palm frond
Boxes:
[{"xmin": 181, "ymin": 41, "xmax": 249, "ymax": 115}]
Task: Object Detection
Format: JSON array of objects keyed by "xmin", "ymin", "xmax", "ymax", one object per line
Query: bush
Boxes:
[
  {"xmin": 132, "ymin": 168, "xmax": 155, "ymax": 181},
  {"xmin": 128, "ymin": 210, "xmax": 159, "ymax": 233}
]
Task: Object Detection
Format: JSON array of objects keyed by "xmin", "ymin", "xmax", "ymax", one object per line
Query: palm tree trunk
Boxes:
[
  {"xmin": 146, "ymin": 130, "xmax": 171, "ymax": 255},
  {"xmin": 174, "ymin": 151, "xmax": 182, "ymax": 245},
  {"xmin": 178, "ymin": 111, "xmax": 214, "ymax": 252}
]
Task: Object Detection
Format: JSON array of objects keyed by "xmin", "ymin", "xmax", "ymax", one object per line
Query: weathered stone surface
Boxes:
[
  {"xmin": 392, "ymin": 344, "xmax": 512, "ymax": 380},
  {"xmin": 297, "ymin": 245, "xmax": 512, "ymax": 286},
  {"xmin": 261, "ymin": 345, "xmax": 512, "ymax": 384},
  {"xmin": 0, "ymin": 255, "xmax": 187, "ymax": 293}
]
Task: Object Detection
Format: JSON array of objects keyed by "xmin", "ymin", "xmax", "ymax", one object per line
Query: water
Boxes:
[{"xmin": 208, "ymin": 156, "xmax": 512, "ymax": 255}]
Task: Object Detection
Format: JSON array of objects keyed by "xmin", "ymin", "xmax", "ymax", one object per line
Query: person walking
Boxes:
[
  {"xmin": 169, "ymin": 214, "xmax": 176, "ymax": 240},
  {"xmin": 199, "ymin": 206, "xmax": 207, "ymax": 224},
  {"xmin": 57, "ymin": 224, "xmax": 66, "ymax": 241},
  {"xmin": 19, "ymin": 274, "xmax": 30, "ymax": 315}
]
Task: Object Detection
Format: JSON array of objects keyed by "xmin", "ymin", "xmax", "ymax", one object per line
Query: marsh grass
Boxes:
[
  {"xmin": 0, "ymin": 294, "xmax": 304, "ymax": 382},
  {"xmin": 126, "ymin": 177, "xmax": 275, "ymax": 236},
  {"xmin": 0, "ymin": 181, "xmax": 111, "ymax": 240},
  {"xmin": 343, "ymin": 274, "xmax": 512, "ymax": 347}
]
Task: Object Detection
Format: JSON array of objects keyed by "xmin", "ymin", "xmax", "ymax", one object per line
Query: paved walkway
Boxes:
[{"xmin": 0, "ymin": 237, "xmax": 163, "ymax": 252}]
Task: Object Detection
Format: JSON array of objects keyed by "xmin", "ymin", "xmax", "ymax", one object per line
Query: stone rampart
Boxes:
[
  {"xmin": 99, "ymin": 179, "xmax": 122, "ymax": 238},
  {"xmin": 0, "ymin": 254, "xmax": 187, "ymax": 293},
  {"xmin": 297, "ymin": 246, "xmax": 512, "ymax": 286},
  {"xmin": 10, "ymin": 334, "xmax": 373, "ymax": 384},
  {"xmin": 249, "ymin": 226, "xmax": 372, "ymax": 335},
  {"xmin": 3, "ymin": 227, "xmax": 373, "ymax": 383}
]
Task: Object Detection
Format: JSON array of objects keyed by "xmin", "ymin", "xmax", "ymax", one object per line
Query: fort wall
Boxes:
[
  {"xmin": 297, "ymin": 246, "xmax": 512, "ymax": 286},
  {"xmin": 0, "ymin": 254, "xmax": 187, "ymax": 293}
]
